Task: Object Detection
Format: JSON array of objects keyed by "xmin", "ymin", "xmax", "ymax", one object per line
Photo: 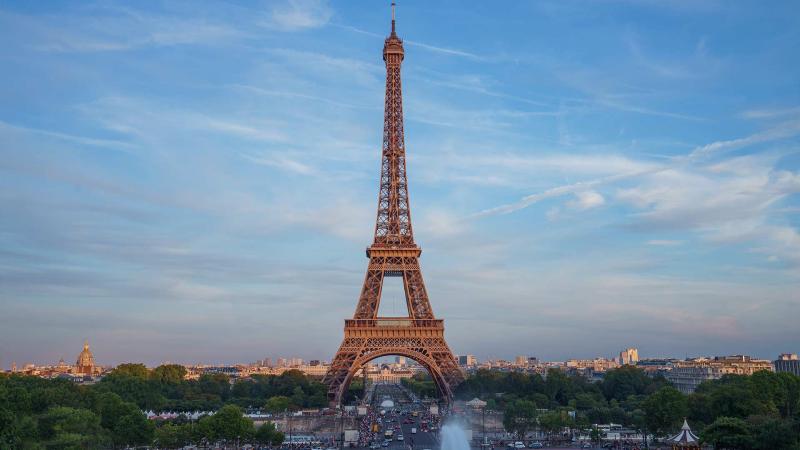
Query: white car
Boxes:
[
  {"xmin": 514, "ymin": 442, "xmax": 526, "ymax": 449},
  {"xmin": 396, "ymin": 435, "xmax": 404, "ymax": 441}
]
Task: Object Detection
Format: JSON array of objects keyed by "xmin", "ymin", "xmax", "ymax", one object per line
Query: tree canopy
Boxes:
[{"xmin": 0, "ymin": 364, "xmax": 328, "ymax": 448}]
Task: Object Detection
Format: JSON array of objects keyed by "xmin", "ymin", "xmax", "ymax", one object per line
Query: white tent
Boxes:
[
  {"xmin": 667, "ymin": 419, "xmax": 700, "ymax": 448},
  {"xmin": 466, "ymin": 398, "xmax": 487, "ymax": 408}
]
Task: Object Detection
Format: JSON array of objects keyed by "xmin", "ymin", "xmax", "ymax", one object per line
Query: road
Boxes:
[{"xmin": 366, "ymin": 384, "xmax": 440, "ymax": 450}]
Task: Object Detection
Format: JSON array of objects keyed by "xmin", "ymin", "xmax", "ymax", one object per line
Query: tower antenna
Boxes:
[{"xmin": 391, "ymin": 2, "xmax": 396, "ymax": 35}]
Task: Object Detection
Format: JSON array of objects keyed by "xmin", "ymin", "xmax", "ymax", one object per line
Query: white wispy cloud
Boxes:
[
  {"xmin": 475, "ymin": 119, "xmax": 800, "ymax": 217},
  {"xmin": 740, "ymin": 106, "xmax": 800, "ymax": 120},
  {"xmin": 0, "ymin": 119, "xmax": 135, "ymax": 151},
  {"xmin": 567, "ymin": 190, "xmax": 605, "ymax": 210},
  {"xmin": 687, "ymin": 118, "xmax": 800, "ymax": 160},
  {"xmin": 264, "ymin": 0, "xmax": 332, "ymax": 31},
  {"xmin": 13, "ymin": 8, "xmax": 243, "ymax": 53},
  {"xmin": 242, "ymin": 153, "xmax": 316, "ymax": 175},
  {"xmin": 647, "ymin": 240, "xmax": 683, "ymax": 246}
]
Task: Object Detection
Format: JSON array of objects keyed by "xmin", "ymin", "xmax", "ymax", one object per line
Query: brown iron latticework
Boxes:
[{"xmin": 323, "ymin": 4, "xmax": 464, "ymax": 406}]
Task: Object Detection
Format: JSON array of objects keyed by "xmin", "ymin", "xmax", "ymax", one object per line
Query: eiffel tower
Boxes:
[{"xmin": 323, "ymin": 4, "xmax": 464, "ymax": 406}]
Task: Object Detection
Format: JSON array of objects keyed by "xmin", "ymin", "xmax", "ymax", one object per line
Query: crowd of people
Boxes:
[{"xmin": 357, "ymin": 409, "xmax": 380, "ymax": 447}]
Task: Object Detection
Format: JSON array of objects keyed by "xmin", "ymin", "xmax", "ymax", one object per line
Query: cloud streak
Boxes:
[{"xmin": 474, "ymin": 118, "xmax": 800, "ymax": 218}]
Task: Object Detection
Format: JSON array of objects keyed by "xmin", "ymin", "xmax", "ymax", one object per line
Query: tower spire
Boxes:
[{"xmin": 391, "ymin": 2, "xmax": 396, "ymax": 35}]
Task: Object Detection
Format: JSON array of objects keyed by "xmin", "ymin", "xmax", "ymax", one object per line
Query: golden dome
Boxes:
[{"xmin": 76, "ymin": 340, "xmax": 95, "ymax": 374}]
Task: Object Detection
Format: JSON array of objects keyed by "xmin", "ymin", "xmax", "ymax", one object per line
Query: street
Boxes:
[{"xmin": 361, "ymin": 384, "xmax": 440, "ymax": 450}]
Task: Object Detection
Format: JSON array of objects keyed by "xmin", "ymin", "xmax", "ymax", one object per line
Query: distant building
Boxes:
[
  {"xmin": 458, "ymin": 355, "xmax": 477, "ymax": 367},
  {"xmin": 774, "ymin": 353, "xmax": 799, "ymax": 376},
  {"xmin": 203, "ymin": 366, "xmax": 242, "ymax": 377},
  {"xmin": 515, "ymin": 356, "xmax": 528, "ymax": 366},
  {"xmin": 395, "ymin": 356, "xmax": 407, "ymax": 366},
  {"xmin": 75, "ymin": 341, "xmax": 96, "ymax": 375},
  {"xmin": 667, "ymin": 355, "xmax": 774, "ymax": 393},
  {"xmin": 309, "ymin": 360, "xmax": 321, "ymax": 366},
  {"xmin": 619, "ymin": 348, "xmax": 639, "ymax": 365},
  {"xmin": 666, "ymin": 365, "xmax": 717, "ymax": 394},
  {"xmin": 565, "ymin": 358, "xmax": 619, "ymax": 372},
  {"xmin": 367, "ymin": 364, "xmax": 413, "ymax": 384},
  {"xmin": 635, "ymin": 358, "xmax": 677, "ymax": 377}
]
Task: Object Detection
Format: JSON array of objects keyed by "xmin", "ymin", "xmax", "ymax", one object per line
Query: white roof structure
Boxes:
[
  {"xmin": 380, "ymin": 399, "xmax": 395, "ymax": 408},
  {"xmin": 668, "ymin": 419, "xmax": 700, "ymax": 446},
  {"xmin": 466, "ymin": 398, "xmax": 487, "ymax": 408}
]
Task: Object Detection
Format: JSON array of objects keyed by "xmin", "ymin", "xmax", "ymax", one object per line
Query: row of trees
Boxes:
[
  {"xmin": 454, "ymin": 367, "xmax": 800, "ymax": 450},
  {"xmin": 154, "ymin": 404, "xmax": 283, "ymax": 448},
  {"xmin": 96, "ymin": 363, "xmax": 328, "ymax": 412},
  {"xmin": 0, "ymin": 375, "xmax": 156, "ymax": 448},
  {"xmin": 0, "ymin": 364, "xmax": 325, "ymax": 448},
  {"xmin": 401, "ymin": 373, "xmax": 437, "ymax": 398}
]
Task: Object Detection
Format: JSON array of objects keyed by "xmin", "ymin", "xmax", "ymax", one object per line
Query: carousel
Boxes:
[{"xmin": 668, "ymin": 419, "xmax": 701, "ymax": 449}]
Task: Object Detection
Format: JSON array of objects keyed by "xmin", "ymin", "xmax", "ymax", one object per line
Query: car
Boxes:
[
  {"xmin": 370, "ymin": 444, "xmax": 380, "ymax": 449},
  {"xmin": 514, "ymin": 442, "xmax": 526, "ymax": 449},
  {"xmin": 529, "ymin": 443, "xmax": 543, "ymax": 449},
  {"xmin": 396, "ymin": 435, "xmax": 404, "ymax": 441},
  {"xmin": 382, "ymin": 441, "xmax": 389, "ymax": 447},
  {"xmin": 581, "ymin": 444, "xmax": 592, "ymax": 449}
]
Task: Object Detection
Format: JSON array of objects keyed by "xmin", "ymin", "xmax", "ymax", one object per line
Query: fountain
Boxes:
[{"xmin": 440, "ymin": 422, "xmax": 471, "ymax": 450}]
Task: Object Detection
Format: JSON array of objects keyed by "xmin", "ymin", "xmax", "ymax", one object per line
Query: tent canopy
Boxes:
[{"xmin": 668, "ymin": 419, "xmax": 700, "ymax": 445}]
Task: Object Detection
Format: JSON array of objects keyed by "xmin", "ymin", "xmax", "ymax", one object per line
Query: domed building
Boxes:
[{"xmin": 75, "ymin": 340, "xmax": 96, "ymax": 375}]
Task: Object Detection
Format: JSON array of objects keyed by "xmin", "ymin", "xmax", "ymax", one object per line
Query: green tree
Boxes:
[
  {"xmin": 198, "ymin": 373, "xmax": 231, "ymax": 402},
  {"xmin": 643, "ymin": 386, "xmax": 688, "ymax": 437},
  {"xmin": 706, "ymin": 376, "xmax": 764, "ymax": 419},
  {"xmin": 538, "ymin": 410, "xmax": 573, "ymax": 434},
  {"xmin": 155, "ymin": 422, "xmax": 197, "ymax": 448},
  {"xmin": 199, "ymin": 404, "xmax": 255, "ymax": 443},
  {"xmin": 701, "ymin": 417, "xmax": 753, "ymax": 450},
  {"xmin": 38, "ymin": 406, "xmax": 109, "ymax": 449},
  {"xmin": 255, "ymin": 421, "xmax": 285, "ymax": 446},
  {"xmin": 94, "ymin": 372, "xmax": 167, "ymax": 411},
  {"xmin": 113, "ymin": 412, "xmax": 155, "ymax": 447},
  {"xmin": 151, "ymin": 364, "xmax": 188, "ymax": 384},
  {"xmin": 747, "ymin": 415, "xmax": 799, "ymax": 450},
  {"xmin": 265, "ymin": 396, "xmax": 292, "ymax": 413},
  {"xmin": 503, "ymin": 399, "xmax": 538, "ymax": 439},
  {"xmin": 0, "ymin": 407, "xmax": 25, "ymax": 448},
  {"xmin": 601, "ymin": 366, "xmax": 664, "ymax": 402},
  {"xmin": 590, "ymin": 426, "xmax": 602, "ymax": 445},
  {"xmin": 290, "ymin": 386, "xmax": 306, "ymax": 409},
  {"xmin": 109, "ymin": 363, "xmax": 150, "ymax": 379}
]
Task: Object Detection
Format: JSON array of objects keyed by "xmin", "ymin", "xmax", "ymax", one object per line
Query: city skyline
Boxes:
[
  {"xmin": 1, "ymin": 340, "xmax": 793, "ymax": 370},
  {"xmin": 1, "ymin": 0, "xmax": 800, "ymax": 366}
]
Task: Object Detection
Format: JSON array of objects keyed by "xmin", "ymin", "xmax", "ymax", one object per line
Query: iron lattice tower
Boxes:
[{"xmin": 323, "ymin": 4, "xmax": 464, "ymax": 406}]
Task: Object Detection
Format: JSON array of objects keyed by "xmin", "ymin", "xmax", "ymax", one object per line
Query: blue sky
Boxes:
[{"xmin": 1, "ymin": 0, "xmax": 799, "ymax": 367}]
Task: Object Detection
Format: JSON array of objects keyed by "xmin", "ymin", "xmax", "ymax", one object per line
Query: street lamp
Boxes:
[{"xmin": 338, "ymin": 405, "xmax": 344, "ymax": 450}]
